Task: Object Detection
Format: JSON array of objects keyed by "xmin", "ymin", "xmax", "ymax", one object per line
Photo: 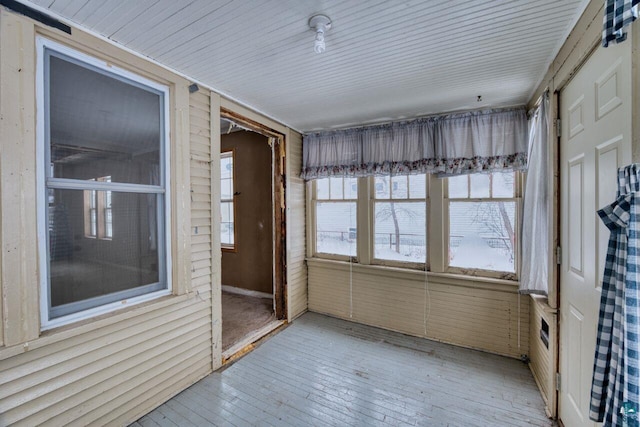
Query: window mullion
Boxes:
[
  {"xmin": 429, "ymin": 176, "xmax": 446, "ymax": 273},
  {"xmin": 47, "ymin": 177, "xmax": 164, "ymax": 193},
  {"xmin": 357, "ymin": 176, "xmax": 371, "ymax": 265}
]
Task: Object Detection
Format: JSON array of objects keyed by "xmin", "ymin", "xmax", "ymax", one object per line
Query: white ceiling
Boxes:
[{"xmin": 25, "ymin": 0, "xmax": 589, "ymax": 132}]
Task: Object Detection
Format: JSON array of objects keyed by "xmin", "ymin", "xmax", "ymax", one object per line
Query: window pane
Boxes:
[
  {"xmin": 375, "ymin": 176, "xmax": 391, "ymax": 199},
  {"xmin": 470, "ymin": 174, "xmax": 491, "ymax": 198},
  {"xmin": 48, "ymin": 53, "xmax": 162, "ymax": 186},
  {"xmin": 221, "ymin": 201, "xmax": 234, "ymax": 246},
  {"xmin": 329, "ymin": 177, "xmax": 343, "ymax": 199},
  {"xmin": 391, "ymin": 176, "xmax": 408, "ymax": 198},
  {"xmin": 89, "ymin": 209, "xmax": 97, "ymax": 236},
  {"xmin": 48, "ymin": 189, "xmax": 163, "ymax": 318},
  {"xmin": 316, "ymin": 178, "xmax": 330, "ymax": 199},
  {"xmin": 221, "ymin": 178, "xmax": 233, "ymax": 200},
  {"xmin": 492, "ymin": 171, "xmax": 515, "ymax": 198},
  {"xmin": 449, "ymin": 201, "xmax": 516, "ymax": 272},
  {"xmin": 221, "ymin": 201, "xmax": 233, "ymax": 223},
  {"xmin": 374, "ymin": 202, "xmax": 426, "ymax": 262},
  {"xmin": 105, "ymin": 208, "xmax": 113, "ymax": 238},
  {"xmin": 408, "ymin": 174, "xmax": 427, "ymax": 199},
  {"xmin": 220, "ymin": 155, "xmax": 233, "ymax": 180},
  {"xmin": 448, "ymin": 175, "xmax": 468, "ymax": 198},
  {"xmin": 316, "ymin": 202, "xmax": 356, "ymax": 256},
  {"xmin": 344, "ymin": 178, "xmax": 358, "ymax": 199}
]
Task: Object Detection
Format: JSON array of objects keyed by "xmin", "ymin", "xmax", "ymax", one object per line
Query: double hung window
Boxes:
[
  {"xmin": 313, "ymin": 177, "xmax": 358, "ymax": 257},
  {"xmin": 220, "ymin": 151, "xmax": 235, "ymax": 248},
  {"xmin": 373, "ymin": 174, "xmax": 427, "ymax": 264},
  {"xmin": 447, "ymin": 172, "xmax": 519, "ymax": 274},
  {"xmin": 39, "ymin": 39, "xmax": 171, "ymax": 327}
]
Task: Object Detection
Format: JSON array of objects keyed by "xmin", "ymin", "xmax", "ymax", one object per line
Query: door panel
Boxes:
[{"xmin": 559, "ymin": 39, "xmax": 631, "ymax": 426}]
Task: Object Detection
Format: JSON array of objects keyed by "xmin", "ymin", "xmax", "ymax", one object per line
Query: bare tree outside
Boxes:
[
  {"xmin": 375, "ymin": 201, "xmax": 421, "ymax": 253},
  {"xmin": 374, "ymin": 175, "xmax": 426, "ymax": 261},
  {"xmin": 449, "ymin": 171, "xmax": 517, "ymax": 272},
  {"xmin": 472, "ymin": 172, "xmax": 515, "ymax": 261}
]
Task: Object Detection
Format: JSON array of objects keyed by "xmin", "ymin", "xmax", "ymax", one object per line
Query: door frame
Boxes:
[
  {"xmin": 551, "ymin": 38, "xmax": 601, "ymax": 421},
  {"xmin": 554, "ymin": 36, "xmax": 634, "ymax": 424},
  {"xmin": 220, "ymin": 108, "xmax": 287, "ymax": 320}
]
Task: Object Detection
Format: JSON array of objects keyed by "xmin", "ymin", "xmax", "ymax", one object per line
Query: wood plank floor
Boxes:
[{"xmin": 134, "ymin": 312, "xmax": 553, "ymax": 427}]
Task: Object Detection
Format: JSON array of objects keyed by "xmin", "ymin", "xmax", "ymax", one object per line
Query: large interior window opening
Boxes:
[{"xmin": 38, "ymin": 38, "xmax": 171, "ymax": 328}]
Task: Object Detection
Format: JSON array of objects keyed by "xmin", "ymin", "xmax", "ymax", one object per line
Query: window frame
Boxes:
[
  {"xmin": 220, "ymin": 149, "xmax": 237, "ymax": 252},
  {"xmin": 36, "ymin": 37, "xmax": 172, "ymax": 330},
  {"xmin": 370, "ymin": 174, "xmax": 429, "ymax": 269},
  {"xmin": 310, "ymin": 177, "xmax": 358, "ymax": 261},
  {"xmin": 307, "ymin": 172, "xmax": 522, "ymax": 282},
  {"xmin": 83, "ymin": 176, "xmax": 112, "ymax": 240},
  {"xmin": 444, "ymin": 172, "xmax": 522, "ymax": 280}
]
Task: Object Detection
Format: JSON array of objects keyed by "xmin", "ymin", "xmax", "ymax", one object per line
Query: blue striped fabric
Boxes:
[
  {"xmin": 603, "ymin": 0, "xmax": 640, "ymax": 47},
  {"xmin": 590, "ymin": 165, "xmax": 640, "ymax": 426}
]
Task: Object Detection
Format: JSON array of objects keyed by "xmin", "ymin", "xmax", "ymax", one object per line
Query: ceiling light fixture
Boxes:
[{"xmin": 309, "ymin": 14, "xmax": 331, "ymax": 54}]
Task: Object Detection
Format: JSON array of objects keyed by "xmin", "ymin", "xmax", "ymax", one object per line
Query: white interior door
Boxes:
[{"xmin": 559, "ymin": 39, "xmax": 631, "ymax": 426}]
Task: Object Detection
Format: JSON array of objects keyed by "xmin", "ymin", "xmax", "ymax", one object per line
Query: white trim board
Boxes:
[{"xmin": 221, "ymin": 285, "xmax": 272, "ymax": 300}]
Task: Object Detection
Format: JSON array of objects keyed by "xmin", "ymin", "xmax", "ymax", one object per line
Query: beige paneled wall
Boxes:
[
  {"xmin": 0, "ymin": 5, "xmax": 307, "ymax": 424},
  {"xmin": 308, "ymin": 259, "xmax": 529, "ymax": 358},
  {"xmin": 0, "ymin": 10, "xmax": 213, "ymax": 425},
  {"xmin": 0, "ymin": 10, "xmax": 39, "ymax": 347},
  {"xmin": 529, "ymin": 295, "xmax": 557, "ymax": 418},
  {"xmin": 286, "ymin": 130, "xmax": 308, "ymax": 320}
]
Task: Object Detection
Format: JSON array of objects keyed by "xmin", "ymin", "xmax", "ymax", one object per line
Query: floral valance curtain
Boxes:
[{"xmin": 301, "ymin": 107, "xmax": 528, "ymax": 180}]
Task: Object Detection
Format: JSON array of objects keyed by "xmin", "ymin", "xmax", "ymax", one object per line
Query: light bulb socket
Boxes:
[{"xmin": 309, "ymin": 14, "xmax": 331, "ymax": 54}]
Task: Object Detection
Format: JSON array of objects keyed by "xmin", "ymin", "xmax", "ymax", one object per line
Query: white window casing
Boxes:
[{"xmin": 36, "ymin": 37, "xmax": 172, "ymax": 329}]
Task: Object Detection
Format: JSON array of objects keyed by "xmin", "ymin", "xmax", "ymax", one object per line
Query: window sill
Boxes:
[{"xmin": 306, "ymin": 257, "xmax": 520, "ymax": 292}]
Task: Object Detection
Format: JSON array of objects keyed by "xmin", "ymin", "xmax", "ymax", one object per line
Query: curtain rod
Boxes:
[{"xmin": 305, "ymin": 104, "xmax": 527, "ymax": 136}]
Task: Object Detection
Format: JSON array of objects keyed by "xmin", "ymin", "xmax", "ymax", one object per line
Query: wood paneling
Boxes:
[
  {"xmin": 0, "ymin": 13, "xmax": 214, "ymax": 425},
  {"xmin": 529, "ymin": 295, "xmax": 558, "ymax": 418},
  {"xmin": 286, "ymin": 130, "xmax": 307, "ymax": 321},
  {"xmin": 308, "ymin": 259, "xmax": 529, "ymax": 358},
  {"xmin": 210, "ymin": 92, "xmax": 222, "ymax": 370},
  {"xmin": 0, "ymin": 10, "xmax": 40, "ymax": 347}
]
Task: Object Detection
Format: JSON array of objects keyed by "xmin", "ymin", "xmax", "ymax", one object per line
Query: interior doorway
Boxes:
[{"xmin": 219, "ymin": 111, "xmax": 286, "ymax": 360}]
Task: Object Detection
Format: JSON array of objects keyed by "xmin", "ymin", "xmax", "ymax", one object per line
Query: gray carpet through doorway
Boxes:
[{"xmin": 222, "ymin": 291, "xmax": 275, "ymax": 351}]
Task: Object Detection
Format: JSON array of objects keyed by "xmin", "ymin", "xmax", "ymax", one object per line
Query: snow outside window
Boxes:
[
  {"xmin": 373, "ymin": 174, "xmax": 427, "ymax": 263},
  {"xmin": 448, "ymin": 172, "xmax": 518, "ymax": 273},
  {"xmin": 314, "ymin": 177, "xmax": 357, "ymax": 257}
]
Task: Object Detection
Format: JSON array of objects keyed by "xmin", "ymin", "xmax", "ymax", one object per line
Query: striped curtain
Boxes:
[{"xmin": 590, "ymin": 164, "xmax": 640, "ymax": 426}]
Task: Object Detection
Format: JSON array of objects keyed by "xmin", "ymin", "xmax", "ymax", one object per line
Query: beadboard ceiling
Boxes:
[{"xmin": 24, "ymin": 0, "xmax": 589, "ymax": 132}]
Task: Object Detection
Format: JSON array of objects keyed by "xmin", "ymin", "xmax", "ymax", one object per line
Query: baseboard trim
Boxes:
[{"xmin": 222, "ymin": 285, "xmax": 272, "ymax": 300}]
